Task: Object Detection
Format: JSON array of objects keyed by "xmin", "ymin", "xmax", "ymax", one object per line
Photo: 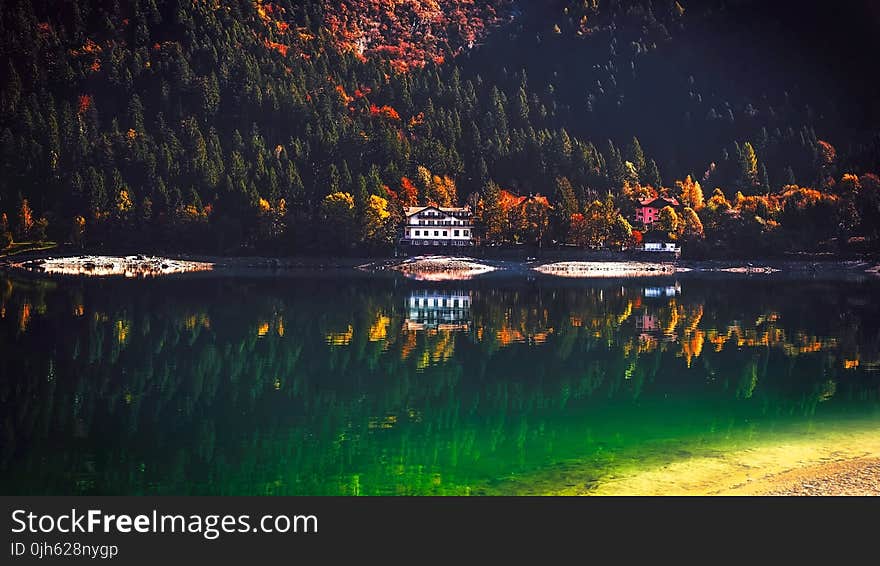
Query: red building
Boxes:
[{"xmin": 635, "ymin": 196, "xmax": 680, "ymax": 226}]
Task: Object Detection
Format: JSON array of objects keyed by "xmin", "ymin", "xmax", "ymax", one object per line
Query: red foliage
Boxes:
[
  {"xmin": 631, "ymin": 230, "xmax": 643, "ymax": 245},
  {"xmin": 77, "ymin": 94, "xmax": 93, "ymax": 115},
  {"xmin": 324, "ymin": 1, "xmax": 514, "ymax": 72},
  {"xmin": 400, "ymin": 177, "xmax": 419, "ymax": 206}
]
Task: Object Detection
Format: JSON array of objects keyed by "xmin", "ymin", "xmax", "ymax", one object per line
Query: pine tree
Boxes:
[
  {"xmin": 759, "ymin": 162, "xmax": 770, "ymax": 193},
  {"xmin": 738, "ymin": 141, "xmax": 759, "ymax": 192},
  {"xmin": 627, "ymin": 137, "xmax": 646, "ymax": 181},
  {"xmin": 644, "ymin": 159, "xmax": 662, "ymax": 188}
]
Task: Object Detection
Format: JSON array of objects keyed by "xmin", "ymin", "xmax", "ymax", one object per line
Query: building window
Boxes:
[
  {"xmin": 414, "ymin": 230, "xmax": 420, "ymax": 236},
  {"xmin": 463, "ymin": 230, "xmax": 469, "ymax": 236},
  {"xmin": 434, "ymin": 230, "xmax": 439, "ymax": 236},
  {"xmin": 454, "ymin": 230, "xmax": 459, "ymax": 237},
  {"xmin": 443, "ymin": 231, "xmax": 448, "ymax": 236}
]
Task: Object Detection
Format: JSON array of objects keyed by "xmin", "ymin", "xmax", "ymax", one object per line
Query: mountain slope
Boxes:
[{"xmin": 0, "ymin": 0, "xmax": 878, "ymax": 255}]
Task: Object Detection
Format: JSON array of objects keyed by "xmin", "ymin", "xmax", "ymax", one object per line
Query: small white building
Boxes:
[
  {"xmin": 643, "ymin": 242, "xmax": 680, "ymax": 253},
  {"xmin": 403, "ymin": 206, "xmax": 474, "ymax": 247}
]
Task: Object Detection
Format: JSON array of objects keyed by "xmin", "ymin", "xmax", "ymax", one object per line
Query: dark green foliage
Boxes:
[{"xmin": 0, "ymin": 0, "xmax": 877, "ymax": 254}]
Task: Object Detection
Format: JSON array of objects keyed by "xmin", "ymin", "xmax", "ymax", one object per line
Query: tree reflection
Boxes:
[{"xmin": 1, "ymin": 274, "xmax": 879, "ymax": 495}]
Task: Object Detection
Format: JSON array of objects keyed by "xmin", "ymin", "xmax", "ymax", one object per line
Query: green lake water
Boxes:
[{"xmin": 1, "ymin": 270, "xmax": 879, "ymax": 495}]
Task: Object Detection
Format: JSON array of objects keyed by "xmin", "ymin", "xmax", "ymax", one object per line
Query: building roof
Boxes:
[
  {"xmin": 405, "ymin": 205, "xmax": 471, "ymax": 217},
  {"xmin": 499, "ymin": 190, "xmax": 553, "ymax": 210},
  {"xmin": 638, "ymin": 196, "xmax": 679, "ymax": 208}
]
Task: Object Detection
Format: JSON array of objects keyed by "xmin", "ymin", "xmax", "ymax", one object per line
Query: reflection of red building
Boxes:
[
  {"xmin": 635, "ymin": 313, "xmax": 658, "ymax": 332},
  {"xmin": 635, "ymin": 196, "xmax": 679, "ymax": 226}
]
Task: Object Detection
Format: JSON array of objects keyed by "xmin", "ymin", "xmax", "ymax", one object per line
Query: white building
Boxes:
[
  {"xmin": 643, "ymin": 242, "xmax": 680, "ymax": 253},
  {"xmin": 402, "ymin": 206, "xmax": 474, "ymax": 247},
  {"xmin": 404, "ymin": 290, "xmax": 471, "ymax": 331}
]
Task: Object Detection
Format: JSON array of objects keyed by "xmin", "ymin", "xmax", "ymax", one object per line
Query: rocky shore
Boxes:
[
  {"xmin": 11, "ymin": 255, "xmax": 214, "ymax": 277},
  {"xmin": 733, "ymin": 457, "xmax": 880, "ymax": 496},
  {"xmin": 383, "ymin": 255, "xmax": 497, "ymax": 281},
  {"xmin": 2, "ymin": 248, "xmax": 879, "ymax": 281}
]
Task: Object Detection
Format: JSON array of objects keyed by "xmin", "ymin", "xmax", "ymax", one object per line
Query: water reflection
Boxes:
[
  {"xmin": 0, "ymin": 273, "xmax": 879, "ymax": 495},
  {"xmin": 405, "ymin": 290, "xmax": 471, "ymax": 331}
]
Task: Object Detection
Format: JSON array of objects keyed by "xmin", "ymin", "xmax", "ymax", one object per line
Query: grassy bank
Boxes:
[{"xmin": 0, "ymin": 241, "xmax": 57, "ymax": 259}]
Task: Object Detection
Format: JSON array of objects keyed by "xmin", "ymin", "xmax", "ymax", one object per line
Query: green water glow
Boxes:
[{"xmin": 1, "ymin": 272, "xmax": 878, "ymax": 495}]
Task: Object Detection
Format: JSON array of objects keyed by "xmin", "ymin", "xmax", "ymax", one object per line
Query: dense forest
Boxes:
[{"xmin": 1, "ymin": 0, "xmax": 879, "ymax": 256}]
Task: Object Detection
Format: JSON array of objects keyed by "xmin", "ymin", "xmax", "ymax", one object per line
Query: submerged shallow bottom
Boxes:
[{"xmin": 482, "ymin": 416, "xmax": 880, "ymax": 495}]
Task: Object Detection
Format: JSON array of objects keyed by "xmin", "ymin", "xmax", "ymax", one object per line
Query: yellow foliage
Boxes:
[
  {"xmin": 326, "ymin": 325, "xmax": 353, "ymax": 346},
  {"xmin": 116, "ymin": 189, "xmax": 133, "ymax": 214},
  {"xmin": 115, "ymin": 319, "xmax": 130, "ymax": 345},
  {"xmin": 369, "ymin": 314, "xmax": 391, "ymax": 342}
]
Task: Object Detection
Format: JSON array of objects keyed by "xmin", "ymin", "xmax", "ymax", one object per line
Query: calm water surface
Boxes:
[{"xmin": 1, "ymin": 270, "xmax": 879, "ymax": 494}]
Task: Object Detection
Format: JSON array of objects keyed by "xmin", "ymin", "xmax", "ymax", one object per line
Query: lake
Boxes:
[{"xmin": 1, "ymin": 269, "xmax": 879, "ymax": 495}]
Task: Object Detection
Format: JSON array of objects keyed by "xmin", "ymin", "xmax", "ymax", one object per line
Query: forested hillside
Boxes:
[{"xmin": 1, "ymin": 0, "xmax": 878, "ymax": 256}]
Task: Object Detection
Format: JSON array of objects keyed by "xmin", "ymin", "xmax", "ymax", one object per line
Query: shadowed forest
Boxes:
[{"xmin": 1, "ymin": 0, "xmax": 879, "ymax": 256}]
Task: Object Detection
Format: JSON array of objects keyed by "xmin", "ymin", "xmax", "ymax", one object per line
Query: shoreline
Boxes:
[
  {"xmin": 2, "ymin": 249, "xmax": 879, "ymax": 280},
  {"xmin": 724, "ymin": 457, "xmax": 880, "ymax": 496},
  {"xmin": 577, "ymin": 425, "xmax": 880, "ymax": 496}
]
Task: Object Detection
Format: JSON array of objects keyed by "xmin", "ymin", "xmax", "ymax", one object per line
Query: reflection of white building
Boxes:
[
  {"xmin": 644, "ymin": 282, "xmax": 681, "ymax": 298},
  {"xmin": 405, "ymin": 290, "xmax": 471, "ymax": 331},
  {"xmin": 402, "ymin": 206, "xmax": 474, "ymax": 247}
]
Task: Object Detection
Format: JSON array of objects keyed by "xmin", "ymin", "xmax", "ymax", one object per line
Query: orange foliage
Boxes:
[
  {"xmin": 335, "ymin": 85, "xmax": 353, "ymax": 104},
  {"xmin": 264, "ymin": 39, "xmax": 289, "ymax": 56},
  {"xmin": 370, "ymin": 104, "xmax": 401, "ymax": 120},
  {"xmin": 816, "ymin": 140, "xmax": 837, "ymax": 165}
]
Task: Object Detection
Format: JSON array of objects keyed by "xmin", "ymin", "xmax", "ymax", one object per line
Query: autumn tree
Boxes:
[
  {"xmin": 656, "ymin": 206, "xmax": 680, "ymax": 238},
  {"xmin": 0, "ymin": 212, "xmax": 11, "ymax": 249},
  {"xmin": 679, "ymin": 207, "xmax": 705, "ymax": 240},
  {"xmin": 16, "ymin": 199, "xmax": 34, "ymax": 240},
  {"xmin": 676, "ymin": 175, "xmax": 704, "ymax": 209},
  {"xmin": 520, "ymin": 198, "xmax": 551, "ymax": 247},
  {"xmin": 363, "ymin": 194, "xmax": 394, "ymax": 247}
]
